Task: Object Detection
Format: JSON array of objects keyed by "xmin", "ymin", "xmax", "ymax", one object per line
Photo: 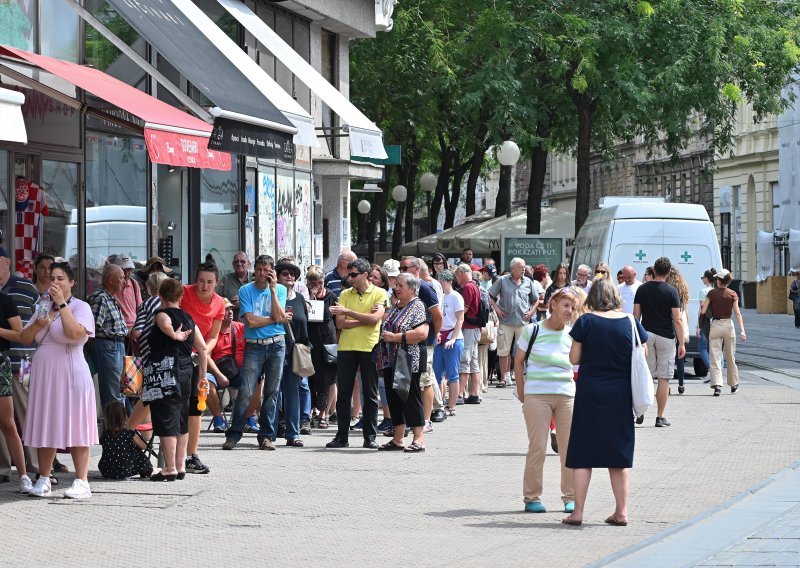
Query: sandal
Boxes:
[
  {"xmin": 286, "ymin": 439, "xmax": 304, "ymax": 447},
  {"xmin": 497, "ymin": 380, "xmax": 507, "ymax": 388},
  {"xmin": 317, "ymin": 417, "xmax": 329, "ymax": 429},
  {"xmin": 150, "ymin": 471, "xmax": 177, "ymax": 482},
  {"xmin": 52, "ymin": 459, "xmax": 69, "ymax": 473},
  {"xmin": 605, "ymin": 516, "xmax": 628, "ymax": 526},
  {"xmin": 378, "ymin": 440, "xmax": 405, "ymax": 451},
  {"xmin": 404, "ymin": 441, "xmax": 426, "ymax": 453}
]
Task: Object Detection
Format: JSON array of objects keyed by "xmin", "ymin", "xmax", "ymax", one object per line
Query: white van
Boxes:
[{"xmin": 571, "ymin": 201, "xmax": 722, "ymax": 375}]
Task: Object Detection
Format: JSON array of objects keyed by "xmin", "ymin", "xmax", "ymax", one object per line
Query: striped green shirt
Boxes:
[{"xmin": 516, "ymin": 323, "xmax": 574, "ymax": 396}]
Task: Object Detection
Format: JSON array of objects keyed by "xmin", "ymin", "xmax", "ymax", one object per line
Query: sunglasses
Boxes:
[
  {"xmin": 399, "ymin": 266, "xmax": 410, "ymax": 272},
  {"xmin": 596, "ymin": 270, "xmax": 607, "ymax": 275},
  {"xmin": 348, "ymin": 272, "xmax": 362, "ymax": 278},
  {"xmin": 553, "ymin": 288, "xmax": 579, "ymax": 298},
  {"xmin": 279, "ymin": 271, "xmax": 294, "ymax": 277}
]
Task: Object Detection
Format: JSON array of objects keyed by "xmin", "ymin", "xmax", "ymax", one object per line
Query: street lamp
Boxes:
[
  {"xmin": 497, "ymin": 140, "xmax": 520, "ymax": 218},
  {"xmin": 420, "ymin": 172, "xmax": 436, "ymax": 234},
  {"xmin": 357, "ymin": 199, "xmax": 371, "ymax": 215},
  {"xmin": 392, "ymin": 184, "xmax": 407, "ymax": 203}
]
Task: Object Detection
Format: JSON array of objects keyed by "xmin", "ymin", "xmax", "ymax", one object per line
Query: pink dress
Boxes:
[{"xmin": 23, "ymin": 299, "xmax": 99, "ymax": 449}]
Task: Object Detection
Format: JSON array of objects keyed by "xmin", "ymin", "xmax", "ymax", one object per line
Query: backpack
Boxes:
[{"xmin": 466, "ymin": 284, "xmax": 490, "ymax": 328}]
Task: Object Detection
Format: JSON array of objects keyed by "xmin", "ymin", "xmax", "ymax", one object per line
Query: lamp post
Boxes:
[
  {"xmin": 497, "ymin": 140, "xmax": 520, "ymax": 218},
  {"xmin": 357, "ymin": 199, "xmax": 371, "ymax": 215},
  {"xmin": 420, "ymin": 172, "xmax": 437, "ymax": 234},
  {"xmin": 391, "ymin": 185, "xmax": 407, "ymax": 258},
  {"xmin": 392, "ymin": 184, "xmax": 407, "ymax": 203}
]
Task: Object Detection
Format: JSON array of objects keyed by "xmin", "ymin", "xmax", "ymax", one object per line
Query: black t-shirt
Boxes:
[
  {"xmin": 148, "ymin": 307, "xmax": 195, "ymax": 362},
  {"xmin": 0, "ymin": 292, "xmax": 20, "ymax": 352},
  {"xmin": 283, "ymin": 293, "xmax": 309, "ymax": 353},
  {"xmin": 633, "ymin": 281, "xmax": 680, "ymax": 339}
]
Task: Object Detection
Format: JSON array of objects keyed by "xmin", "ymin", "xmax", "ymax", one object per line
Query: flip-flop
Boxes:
[
  {"xmin": 497, "ymin": 380, "xmax": 507, "ymax": 388},
  {"xmin": 404, "ymin": 441, "xmax": 426, "ymax": 453},
  {"xmin": 605, "ymin": 516, "xmax": 628, "ymax": 526},
  {"xmin": 561, "ymin": 518, "xmax": 582, "ymax": 526},
  {"xmin": 378, "ymin": 440, "xmax": 405, "ymax": 451}
]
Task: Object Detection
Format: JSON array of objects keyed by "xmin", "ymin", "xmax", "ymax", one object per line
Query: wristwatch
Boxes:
[{"xmin": 59, "ymin": 302, "xmax": 68, "ymax": 309}]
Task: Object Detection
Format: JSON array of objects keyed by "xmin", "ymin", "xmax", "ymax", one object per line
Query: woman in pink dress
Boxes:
[{"xmin": 20, "ymin": 262, "xmax": 98, "ymax": 499}]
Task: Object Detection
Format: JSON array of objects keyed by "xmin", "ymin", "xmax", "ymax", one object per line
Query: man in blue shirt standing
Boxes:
[
  {"xmin": 222, "ymin": 254, "xmax": 287, "ymax": 451},
  {"xmin": 324, "ymin": 250, "xmax": 357, "ymax": 298}
]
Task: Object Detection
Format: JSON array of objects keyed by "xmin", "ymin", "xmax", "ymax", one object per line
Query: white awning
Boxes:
[
  {"xmin": 217, "ymin": 0, "xmax": 387, "ymax": 160},
  {"xmin": 0, "ymin": 87, "xmax": 27, "ymax": 144}
]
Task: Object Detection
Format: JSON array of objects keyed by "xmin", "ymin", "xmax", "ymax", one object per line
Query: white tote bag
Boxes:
[{"xmin": 628, "ymin": 314, "xmax": 654, "ymax": 416}]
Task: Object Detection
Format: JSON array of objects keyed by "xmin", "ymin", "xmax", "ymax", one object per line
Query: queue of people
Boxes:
[{"xmin": 0, "ymin": 239, "xmax": 749, "ymax": 510}]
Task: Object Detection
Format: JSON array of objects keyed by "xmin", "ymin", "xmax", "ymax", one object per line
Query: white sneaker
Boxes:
[
  {"xmin": 423, "ymin": 421, "xmax": 433, "ymax": 434},
  {"xmin": 28, "ymin": 476, "xmax": 51, "ymax": 497},
  {"xmin": 19, "ymin": 474, "xmax": 33, "ymax": 494},
  {"xmin": 63, "ymin": 478, "xmax": 92, "ymax": 500}
]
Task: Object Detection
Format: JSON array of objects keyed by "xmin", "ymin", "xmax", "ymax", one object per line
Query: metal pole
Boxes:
[
  {"xmin": 505, "ymin": 164, "xmax": 512, "ymax": 218},
  {"xmin": 426, "ymin": 193, "xmax": 432, "ymax": 234}
]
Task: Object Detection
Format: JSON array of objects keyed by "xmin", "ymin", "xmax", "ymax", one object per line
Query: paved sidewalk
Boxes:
[
  {"xmin": 597, "ymin": 309, "xmax": 800, "ymax": 567},
  {"xmin": 1, "ymin": 309, "xmax": 799, "ymax": 568}
]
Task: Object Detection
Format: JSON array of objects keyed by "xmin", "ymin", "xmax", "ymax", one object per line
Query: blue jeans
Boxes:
[
  {"xmin": 226, "ymin": 339, "xmax": 285, "ymax": 443},
  {"xmin": 698, "ymin": 330, "xmax": 710, "ymax": 376},
  {"xmin": 300, "ymin": 378, "xmax": 311, "ymax": 422},
  {"xmin": 90, "ymin": 338, "xmax": 125, "ymax": 411},
  {"xmin": 273, "ymin": 362, "xmax": 308, "ymax": 440}
]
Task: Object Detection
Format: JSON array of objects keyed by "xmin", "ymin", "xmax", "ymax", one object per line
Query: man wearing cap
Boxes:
[
  {"xmin": 488, "ymin": 257, "xmax": 541, "ymax": 388},
  {"xmin": 87, "ymin": 264, "xmax": 128, "ymax": 410},
  {"xmin": 0, "ymin": 246, "xmax": 39, "ymax": 483},
  {"xmin": 132, "ymin": 256, "xmax": 172, "ymax": 301},
  {"xmin": 112, "ymin": 254, "xmax": 142, "ymax": 334},
  {"xmin": 325, "ymin": 250, "xmax": 357, "ymax": 298},
  {"xmin": 217, "ymin": 251, "xmax": 252, "ymax": 320}
]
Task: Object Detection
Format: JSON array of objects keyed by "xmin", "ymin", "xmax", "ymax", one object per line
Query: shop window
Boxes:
[
  {"xmin": 40, "ymin": 159, "xmax": 79, "ymax": 262},
  {"xmin": 84, "ymin": 131, "xmax": 147, "ymax": 288},
  {"xmin": 40, "ymin": 0, "xmax": 79, "ymax": 62},
  {"xmin": 200, "ymin": 162, "xmax": 240, "ymax": 272},
  {"xmin": 0, "ymin": 0, "xmax": 36, "ymax": 52}
]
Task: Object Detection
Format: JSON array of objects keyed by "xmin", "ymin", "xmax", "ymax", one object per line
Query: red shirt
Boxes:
[
  {"xmin": 114, "ymin": 278, "xmax": 142, "ymax": 330},
  {"xmin": 461, "ymin": 281, "xmax": 480, "ymax": 329},
  {"xmin": 211, "ymin": 321, "xmax": 244, "ymax": 368},
  {"xmin": 181, "ymin": 284, "xmax": 225, "ymax": 341}
]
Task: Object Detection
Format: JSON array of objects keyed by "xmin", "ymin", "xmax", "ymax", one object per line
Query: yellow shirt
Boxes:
[{"xmin": 337, "ymin": 284, "xmax": 389, "ymax": 352}]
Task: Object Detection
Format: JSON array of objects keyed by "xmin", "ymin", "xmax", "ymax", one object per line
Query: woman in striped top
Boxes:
[{"xmin": 514, "ymin": 288, "xmax": 581, "ymax": 515}]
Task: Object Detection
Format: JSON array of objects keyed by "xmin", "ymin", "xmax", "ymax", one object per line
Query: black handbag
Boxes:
[
  {"xmin": 214, "ymin": 326, "xmax": 240, "ymax": 385},
  {"xmin": 323, "ymin": 344, "xmax": 338, "ymax": 365},
  {"xmin": 392, "ymin": 335, "xmax": 413, "ymax": 403}
]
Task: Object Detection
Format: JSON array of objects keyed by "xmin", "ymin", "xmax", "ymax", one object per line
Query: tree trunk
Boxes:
[
  {"xmin": 495, "ymin": 165, "xmax": 510, "ymax": 218},
  {"xmin": 367, "ymin": 210, "xmax": 375, "ymax": 262},
  {"xmin": 378, "ymin": 182, "xmax": 388, "ymax": 251},
  {"xmin": 430, "ymin": 142, "xmax": 453, "ymax": 233},
  {"xmin": 526, "ymin": 145, "xmax": 548, "ymax": 234},
  {"xmin": 403, "ymin": 162, "xmax": 419, "ymax": 243},
  {"xmin": 574, "ymin": 99, "xmax": 594, "ymax": 235},
  {"xmin": 465, "ymin": 145, "xmax": 485, "ymax": 217},
  {"xmin": 444, "ymin": 156, "xmax": 471, "ymax": 229}
]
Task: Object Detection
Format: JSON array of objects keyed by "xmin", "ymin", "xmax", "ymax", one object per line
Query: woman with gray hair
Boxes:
[
  {"xmin": 377, "ymin": 273, "xmax": 429, "ymax": 452},
  {"xmin": 563, "ymin": 278, "xmax": 648, "ymax": 526}
]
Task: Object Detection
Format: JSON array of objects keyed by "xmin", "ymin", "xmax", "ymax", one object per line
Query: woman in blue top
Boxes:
[
  {"xmin": 514, "ymin": 288, "xmax": 581, "ymax": 515},
  {"xmin": 563, "ymin": 278, "xmax": 648, "ymax": 527}
]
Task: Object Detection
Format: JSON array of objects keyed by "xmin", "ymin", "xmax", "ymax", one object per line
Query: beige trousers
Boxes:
[
  {"xmin": 522, "ymin": 394, "xmax": 574, "ymax": 503},
  {"xmin": 709, "ymin": 318, "xmax": 739, "ymax": 388},
  {"xmin": 478, "ymin": 344, "xmax": 489, "ymax": 390}
]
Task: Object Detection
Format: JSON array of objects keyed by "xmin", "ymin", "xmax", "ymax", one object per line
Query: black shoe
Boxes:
[
  {"xmin": 377, "ymin": 418, "xmax": 393, "ymax": 433},
  {"xmin": 713, "ymin": 386, "xmax": 721, "ymax": 396},
  {"xmin": 0, "ymin": 474, "xmax": 8, "ymax": 483},
  {"xmin": 678, "ymin": 385, "xmax": 685, "ymax": 394},
  {"xmin": 431, "ymin": 409, "xmax": 447, "ymax": 423},
  {"xmin": 655, "ymin": 417, "xmax": 671, "ymax": 427},
  {"xmin": 363, "ymin": 439, "xmax": 379, "ymax": 449},
  {"xmin": 277, "ymin": 424, "xmax": 286, "ymax": 438},
  {"xmin": 731, "ymin": 384, "xmax": 739, "ymax": 394},
  {"xmin": 326, "ymin": 438, "xmax": 349, "ymax": 449},
  {"xmin": 465, "ymin": 395, "xmax": 481, "ymax": 405},
  {"xmin": 185, "ymin": 455, "xmax": 210, "ymax": 474},
  {"xmin": 550, "ymin": 431, "xmax": 559, "ymax": 454},
  {"xmin": 635, "ymin": 414, "xmax": 645, "ymax": 425}
]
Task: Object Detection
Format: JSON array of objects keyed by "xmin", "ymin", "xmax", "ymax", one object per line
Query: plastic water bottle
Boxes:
[
  {"xmin": 38, "ymin": 292, "xmax": 50, "ymax": 319},
  {"xmin": 197, "ymin": 379, "xmax": 209, "ymax": 411}
]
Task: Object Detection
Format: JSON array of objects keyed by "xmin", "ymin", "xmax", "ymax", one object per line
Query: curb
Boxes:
[{"xmin": 589, "ymin": 458, "xmax": 800, "ymax": 567}]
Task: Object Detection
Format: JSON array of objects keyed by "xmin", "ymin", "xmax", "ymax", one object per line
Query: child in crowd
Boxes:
[{"xmin": 98, "ymin": 402, "xmax": 153, "ymax": 480}]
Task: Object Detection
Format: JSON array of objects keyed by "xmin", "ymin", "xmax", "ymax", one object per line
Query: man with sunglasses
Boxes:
[{"xmin": 327, "ymin": 258, "xmax": 388, "ymax": 449}]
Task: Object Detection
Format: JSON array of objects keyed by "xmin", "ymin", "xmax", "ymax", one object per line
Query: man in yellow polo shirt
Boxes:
[{"xmin": 326, "ymin": 258, "xmax": 388, "ymax": 449}]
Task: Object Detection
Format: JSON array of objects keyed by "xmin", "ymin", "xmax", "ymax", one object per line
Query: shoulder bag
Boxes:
[
  {"xmin": 285, "ymin": 321, "xmax": 314, "ymax": 378},
  {"xmin": 628, "ymin": 314, "xmax": 654, "ymax": 417},
  {"xmin": 120, "ymin": 355, "xmax": 144, "ymax": 397},
  {"xmin": 392, "ymin": 333, "xmax": 413, "ymax": 403}
]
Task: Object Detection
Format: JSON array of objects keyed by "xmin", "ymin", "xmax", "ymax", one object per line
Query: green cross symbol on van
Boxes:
[
  {"xmin": 635, "ymin": 250, "xmax": 646, "ymax": 261},
  {"xmin": 681, "ymin": 251, "xmax": 692, "ymax": 262}
]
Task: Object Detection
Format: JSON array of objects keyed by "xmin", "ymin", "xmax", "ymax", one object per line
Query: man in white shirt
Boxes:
[{"xmin": 618, "ymin": 265, "xmax": 642, "ymax": 314}]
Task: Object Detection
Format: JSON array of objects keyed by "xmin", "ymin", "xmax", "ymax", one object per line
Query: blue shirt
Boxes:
[
  {"xmin": 239, "ymin": 282, "xmax": 287, "ymax": 339},
  {"xmin": 324, "ymin": 269, "xmax": 345, "ymax": 298},
  {"xmin": 418, "ymin": 280, "xmax": 439, "ymax": 346}
]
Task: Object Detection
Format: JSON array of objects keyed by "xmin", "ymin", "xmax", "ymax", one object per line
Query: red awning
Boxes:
[{"xmin": 0, "ymin": 45, "xmax": 231, "ymax": 171}]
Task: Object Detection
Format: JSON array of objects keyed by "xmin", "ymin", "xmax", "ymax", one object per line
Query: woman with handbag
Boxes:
[
  {"xmin": 701, "ymin": 269, "xmax": 745, "ymax": 396},
  {"xmin": 377, "ymin": 273, "xmax": 429, "ymax": 453},
  {"xmin": 144, "ymin": 278, "xmax": 207, "ymax": 481},
  {"xmin": 21, "ymin": 262, "xmax": 98, "ymax": 498},
  {"xmin": 306, "ymin": 266, "xmax": 338, "ymax": 429},
  {"xmin": 275, "ymin": 261, "xmax": 311, "ymax": 447},
  {"xmin": 514, "ymin": 287, "xmax": 580, "ymax": 515},
  {"xmin": 666, "ymin": 268, "xmax": 691, "ymax": 394},
  {"xmin": 562, "ymin": 278, "xmax": 648, "ymax": 526}
]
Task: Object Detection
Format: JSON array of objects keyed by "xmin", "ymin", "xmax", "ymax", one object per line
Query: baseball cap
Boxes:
[
  {"xmin": 113, "ymin": 254, "xmax": 135, "ymax": 270},
  {"xmin": 222, "ymin": 297, "xmax": 233, "ymax": 309},
  {"xmin": 383, "ymin": 259, "xmax": 400, "ymax": 278},
  {"xmin": 0, "ymin": 246, "xmax": 8, "ymax": 258},
  {"xmin": 480, "ymin": 265, "xmax": 497, "ymax": 277},
  {"xmin": 714, "ymin": 268, "xmax": 731, "ymax": 279}
]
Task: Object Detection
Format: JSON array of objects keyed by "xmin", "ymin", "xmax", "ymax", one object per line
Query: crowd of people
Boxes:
[{"xmin": 0, "ymin": 242, "xmax": 749, "ymax": 510}]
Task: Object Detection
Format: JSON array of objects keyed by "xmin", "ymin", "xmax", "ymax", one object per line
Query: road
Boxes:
[{"xmin": 2, "ymin": 309, "xmax": 799, "ymax": 568}]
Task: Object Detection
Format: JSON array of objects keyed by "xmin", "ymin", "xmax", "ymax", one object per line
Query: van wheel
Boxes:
[{"xmin": 693, "ymin": 358, "xmax": 708, "ymax": 378}]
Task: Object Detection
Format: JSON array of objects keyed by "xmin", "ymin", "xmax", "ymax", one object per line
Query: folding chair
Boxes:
[{"xmin": 133, "ymin": 422, "xmax": 163, "ymax": 468}]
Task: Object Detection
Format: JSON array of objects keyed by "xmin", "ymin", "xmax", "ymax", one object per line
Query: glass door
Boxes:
[{"xmin": 40, "ymin": 159, "xmax": 80, "ymax": 293}]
